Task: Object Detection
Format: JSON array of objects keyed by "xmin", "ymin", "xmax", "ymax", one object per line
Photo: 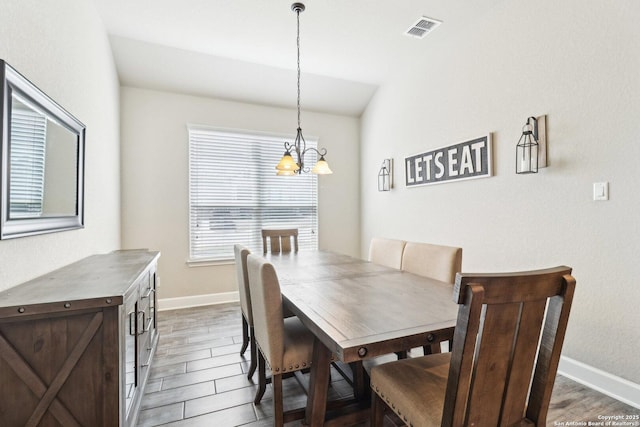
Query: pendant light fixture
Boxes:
[{"xmin": 276, "ymin": 2, "xmax": 332, "ymax": 176}]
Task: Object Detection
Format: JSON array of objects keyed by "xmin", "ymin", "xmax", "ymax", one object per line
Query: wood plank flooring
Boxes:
[{"xmin": 138, "ymin": 303, "xmax": 639, "ymax": 426}]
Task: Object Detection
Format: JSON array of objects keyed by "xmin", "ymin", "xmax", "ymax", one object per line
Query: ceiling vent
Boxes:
[{"xmin": 404, "ymin": 16, "xmax": 442, "ymax": 39}]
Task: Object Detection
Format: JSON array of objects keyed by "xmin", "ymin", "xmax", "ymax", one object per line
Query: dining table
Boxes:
[{"xmin": 264, "ymin": 250, "xmax": 459, "ymax": 426}]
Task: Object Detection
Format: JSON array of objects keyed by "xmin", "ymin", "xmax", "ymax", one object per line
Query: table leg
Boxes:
[
  {"xmin": 305, "ymin": 337, "xmax": 332, "ymax": 426},
  {"xmin": 350, "ymin": 361, "xmax": 367, "ymax": 401}
]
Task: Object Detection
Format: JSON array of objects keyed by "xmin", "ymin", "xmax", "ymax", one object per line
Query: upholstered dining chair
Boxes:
[
  {"xmin": 262, "ymin": 228, "xmax": 299, "ymax": 254},
  {"xmin": 370, "ymin": 266, "xmax": 576, "ymax": 427},
  {"xmin": 401, "ymin": 241, "xmax": 462, "ymax": 354},
  {"xmin": 401, "ymin": 241, "xmax": 462, "ymax": 284},
  {"xmin": 368, "ymin": 237, "xmax": 407, "ymax": 269},
  {"xmin": 234, "ymin": 244, "xmax": 257, "ymax": 380},
  {"xmin": 247, "ymin": 254, "xmax": 327, "ymax": 426}
]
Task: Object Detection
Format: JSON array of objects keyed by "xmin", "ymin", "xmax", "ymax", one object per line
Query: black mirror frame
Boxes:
[{"xmin": 0, "ymin": 60, "xmax": 85, "ymax": 239}]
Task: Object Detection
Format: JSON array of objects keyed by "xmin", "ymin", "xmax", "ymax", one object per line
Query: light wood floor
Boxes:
[{"xmin": 137, "ymin": 304, "xmax": 638, "ymax": 426}]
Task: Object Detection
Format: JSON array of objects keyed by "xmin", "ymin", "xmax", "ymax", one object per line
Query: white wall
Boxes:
[
  {"xmin": 361, "ymin": 0, "xmax": 640, "ymax": 384},
  {"xmin": 0, "ymin": 0, "xmax": 121, "ymax": 291},
  {"xmin": 120, "ymin": 87, "xmax": 359, "ymax": 300}
]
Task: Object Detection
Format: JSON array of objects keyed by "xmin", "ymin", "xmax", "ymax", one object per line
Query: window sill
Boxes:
[{"xmin": 186, "ymin": 258, "xmax": 234, "ymax": 268}]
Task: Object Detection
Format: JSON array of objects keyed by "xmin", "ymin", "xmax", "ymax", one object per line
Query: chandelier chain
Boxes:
[
  {"xmin": 296, "ymin": 8, "xmax": 301, "ymax": 129},
  {"xmin": 275, "ymin": 3, "xmax": 332, "ymax": 175}
]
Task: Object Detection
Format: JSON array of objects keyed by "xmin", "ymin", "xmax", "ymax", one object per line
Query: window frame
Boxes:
[{"xmin": 187, "ymin": 125, "xmax": 319, "ymax": 263}]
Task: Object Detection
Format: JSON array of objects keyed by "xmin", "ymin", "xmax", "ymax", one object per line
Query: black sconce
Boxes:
[
  {"xmin": 516, "ymin": 115, "xmax": 547, "ymax": 174},
  {"xmin": 378, "ymin": 159, "xmax": 392, "ymax": 191}
]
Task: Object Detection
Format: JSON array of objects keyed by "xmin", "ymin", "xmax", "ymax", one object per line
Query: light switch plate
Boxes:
[{"xmin": 593, "ymin": 182, "xmax": 609, "ymax": 201}]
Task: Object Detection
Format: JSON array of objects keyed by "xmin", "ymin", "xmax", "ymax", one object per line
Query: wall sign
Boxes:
[{"xmin": 405, "ymin": 135, "xmax": 492, "ymax": 187}]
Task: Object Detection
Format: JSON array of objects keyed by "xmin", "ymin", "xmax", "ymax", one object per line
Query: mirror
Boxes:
[{"xmin": 1, "ymin": 60, "xmax": 85, "ymax": 239}]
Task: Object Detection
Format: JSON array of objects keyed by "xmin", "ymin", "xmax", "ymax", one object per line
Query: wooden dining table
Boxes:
[{"xmin": 265, "ymin": 251, "xmax": 459, "ymax": 426}]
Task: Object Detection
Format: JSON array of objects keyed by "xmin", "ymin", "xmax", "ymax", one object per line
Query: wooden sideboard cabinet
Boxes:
[{"xmin": 0, "ymin": 249, "xmax": 160, "ymax": 426}]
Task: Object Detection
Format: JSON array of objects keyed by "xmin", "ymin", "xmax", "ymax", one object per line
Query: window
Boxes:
[
  {"xmin": 188, "ymin": 126, "xmax": 318, "ymax": 261},
  {"xmin": 9, "ymin": 104, "xmax": 47, "ymax": 217}
]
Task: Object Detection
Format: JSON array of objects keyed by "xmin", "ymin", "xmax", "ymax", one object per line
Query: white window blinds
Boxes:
[
  {"xmin": 9, "ymin": 107, "xmax": 47, "ymax": 217},
  {"xmin": 188, "ymin": 126, "xmax": 319, "ymax": 261}
]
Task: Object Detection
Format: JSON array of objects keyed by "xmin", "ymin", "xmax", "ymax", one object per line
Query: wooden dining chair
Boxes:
[
  {"xmin": 368, "ymin": 237, "xmax": 407, "ymax": 269},
  {"xmin": 262, "ymin": 228, "xmax": 299, "ymax": 254},
  {"xmin": 246, "ymin": 254, "xmax": 326, "ymax": 426},
  {"xmin": 370, "ymin": 266, "xmax": 576, "ymax": 427},
  {"xmin": 401, "ymin": 241, "xmax": 462, "ymax": 354},
  {"xmin": 234, "ymin": 244, "xmax": 258, "ymax": 380}
]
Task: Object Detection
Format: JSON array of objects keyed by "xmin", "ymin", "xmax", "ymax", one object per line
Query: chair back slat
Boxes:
[
  {"xmin": 443, "ymin": 266, "xmax": 575, "ymax": 427},
  {"xmin": 262, "ymin": 229, "xmax": 299, "ymax": 254},
  {"xmin": 280, "ymin": 236, "xmax": 292, "ymax": 252},
  {"xmin": 500, "ymin": 299, "xmax": 547, "ymax": 426},
  {"xmin": 466, "ymin": 303, "xmax": 521, "ymax": 426},
  {"xmin": 526, "ymin": 275, "xmax": 576, "ymax": 423},
  {"xmin": 445, "ymin": 284, "xmax": 485, "ymax": 427},
  {"xmin": 270, "ymin": 236, "xmax": 282, "ymax": 253}
]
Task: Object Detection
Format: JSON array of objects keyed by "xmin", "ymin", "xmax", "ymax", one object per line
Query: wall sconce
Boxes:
[
  {"xmin": 516, "ymin": 115, "xmax": 547, "ymax": 174},
  {"xmin": 378, "ymin": 159, "xmax": 393, "ymax": 191}
]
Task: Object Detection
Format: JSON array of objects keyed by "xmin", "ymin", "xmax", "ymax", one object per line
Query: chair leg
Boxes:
[
  {"xmin": 240, "ymin": 315, "xmax": 249, "ymax": 355},
  {"xmin": 371, "ymin": 391, "xmax": 386, "ymax": 427},
  {"xmin": 272, "ymin": 374, "xmax": 284, "ymax": 427},
  {"xmin": 247, "ymin": 326, "xmax": 257, "ymax": 379},
  {"xmin": 254, "ymin": 351, "xmax": 267, "ymax": 404}
]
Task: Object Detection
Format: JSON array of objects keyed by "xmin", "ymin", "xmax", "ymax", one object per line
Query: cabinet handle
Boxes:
[
  {"xmin": 142, "ymin": 353, "xmax": 152, "ymax": 367},
  {"xmin": 129, "ymin": 311, "xmax": 136, "ymax": 336},
  {"xmin": 138, "ymin": 311, "xmax": 146, "ymax": 335},
  {"xmin": 145, "ymin": 315, "xmax": 153, "ymax": 333}
]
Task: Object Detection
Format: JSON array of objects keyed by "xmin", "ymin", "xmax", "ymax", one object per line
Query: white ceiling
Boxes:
[{"xmin": 95, "ymin": 0, "xmax": 502, "ymax": 116}]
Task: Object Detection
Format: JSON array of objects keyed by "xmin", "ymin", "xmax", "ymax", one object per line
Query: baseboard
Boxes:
[
  {"xmin": 558, "ymin": 356, "xmax": 640, "ymax": 409},
  {"xmin": 158, "ymin": 291, "xmax": 239, "ymax": 312}
]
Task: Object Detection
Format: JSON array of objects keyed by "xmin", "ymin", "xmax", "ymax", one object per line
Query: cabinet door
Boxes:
[
  {"xmin": 124, "ymin": 287, "xmax": 139, "ymax": 418},
  {"xmin": 0, "ymin": 307, "xmax": 119, "ymax": 426},
  {"xmin": 139, "ymin": 272, "xmax": 154, "ymax": 373}
]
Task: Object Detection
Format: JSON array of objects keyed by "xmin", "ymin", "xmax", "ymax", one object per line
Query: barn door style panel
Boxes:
[
  {"xmin": 0, "ymin": 309, "xmax": 118, "ymax": 426},
  {"xmin": 0, "ymin": 250, "xmax": 160, "ymax": 427}
]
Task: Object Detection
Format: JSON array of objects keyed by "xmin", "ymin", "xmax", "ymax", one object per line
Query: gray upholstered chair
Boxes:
[
  {"xmin": 262, "ymin": 228, "xmax": 299, "ymax": 254},
  {"xmin": 368, "ymin": 237, "xmax": 406, "ymax": 269},
  {"xmin": 401, "ymin": 241, "xmax": 462, "ymax": 283},
  {"xmin": 247, "ymin": 254, "xmax": 325, "ymax": 426},
  {"xmin": 370, "ymin": 266, "xmax": 576, "ymax": 427},
  {"xmin": 234, "ymin": 244, "xmax": 257, "ymax": 380},
  {"xmin": 401, "ymin": 241, "xmax": 462, "ymax": 354}
]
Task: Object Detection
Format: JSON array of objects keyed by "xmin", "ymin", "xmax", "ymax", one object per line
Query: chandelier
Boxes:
[{"xmin": 275, "ymin": 2, "xmax": 332, "ymax": 176}]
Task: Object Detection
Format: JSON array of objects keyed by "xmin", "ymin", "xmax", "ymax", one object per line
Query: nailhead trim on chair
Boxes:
[
  {"xmin": 252, "ymin": 320, "xmax": 315, "ymax": 375},
  {"xmin": 271, "ymin": 360, "xmax": 314, "ymax": 374},
  {"xmin": 372, "ymin": 380, "xmax": 416, "ymax": 427},
  {"xmin": 255, "ymin": 342, "xmax": 334, "ymax": 375}
]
